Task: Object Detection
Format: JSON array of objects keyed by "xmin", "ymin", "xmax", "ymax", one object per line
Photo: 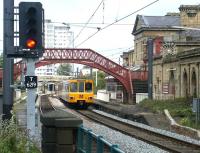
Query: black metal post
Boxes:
[
  {"xmin": 3, "ymin": 0, "xmax": 14, "ymax": 120},
  {"xmin": 90, "ymin": 68, "xmax": 93, "ymax": 79},
  {"xmin": 147, "ymin": 38, "xmax": 153, "ymax": 99}
]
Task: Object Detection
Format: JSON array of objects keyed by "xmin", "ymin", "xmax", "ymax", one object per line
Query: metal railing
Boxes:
[{"xmin": 77, "ymin": 126, "xmax": 125, "ymax": 153}]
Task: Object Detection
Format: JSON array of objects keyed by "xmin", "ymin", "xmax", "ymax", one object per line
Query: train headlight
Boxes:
[
  {"xmin": 70, "ymin": 97, "xmax": 74, "ymax": 100},
  {"xmin": 88, "ymin": 97, "xmax": 93, "ymax": 100}
]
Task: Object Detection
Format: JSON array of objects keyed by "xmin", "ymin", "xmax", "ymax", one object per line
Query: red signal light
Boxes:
[{"xmin": 26, "ymin": 39, "xmax": 37, "ymax": 49}]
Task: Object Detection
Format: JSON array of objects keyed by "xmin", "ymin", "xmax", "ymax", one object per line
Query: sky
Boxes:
[{"xmin": 0, "ymin": 0, "xmax": 200, "ymax": 63}]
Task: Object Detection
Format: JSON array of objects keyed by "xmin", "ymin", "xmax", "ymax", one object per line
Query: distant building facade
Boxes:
[
  {"xmin": 122, "ymin": 5, "xmax": 200, "ymax": 99},
  {"xmin": 35, "ymin": 19, "xmax": 73, "ymax": 76}
]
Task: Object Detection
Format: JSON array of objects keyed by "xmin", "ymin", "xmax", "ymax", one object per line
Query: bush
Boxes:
[
  {"xmin": 139, "ymin": 98, "xmax": 191, "ymax": 115},
  {"xmin": 138, "ymin": 98, "xmax": 200, "ymax": 129},
  {"xmin": 0, "ymin": 118, "xmax": 41, "ymax": 153},
  {"xmin": 180, "ymin": 117, "xmax": 190, "ymax": 126}
]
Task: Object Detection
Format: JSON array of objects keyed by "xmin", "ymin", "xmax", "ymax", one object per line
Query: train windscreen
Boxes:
[
  {"xmin": 85, "ymin": 82, "xmax": 92, "ymax": 92},
  {"xmin": 70, "ymin": 82, "xmax": 77, "ymax": 92},
  {"xmin": 79, "ymin": 81, "xmax": 84, "ymax": 92}
]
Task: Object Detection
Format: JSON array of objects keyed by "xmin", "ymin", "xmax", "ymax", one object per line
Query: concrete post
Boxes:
[{"xmin": 26, "ymin": 58, "xmax": 38, "ymax": 137}]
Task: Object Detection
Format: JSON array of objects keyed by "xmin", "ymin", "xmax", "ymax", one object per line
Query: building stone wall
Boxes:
[
  {"xmin": 120, "ymin": 5, "xmax": 200, "ymax": 100},
  {"xmin": 179, "ymin": 5, "xmax": 200, "ymax": 28},
  {"xmin": 153, "ymin": 52, "xmax": 200, "ymax": 100}
]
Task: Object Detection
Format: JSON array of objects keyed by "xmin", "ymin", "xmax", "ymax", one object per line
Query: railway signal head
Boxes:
[{"xmin": 19, "ymin": 2, "xmax": 43, "ymax": 56}]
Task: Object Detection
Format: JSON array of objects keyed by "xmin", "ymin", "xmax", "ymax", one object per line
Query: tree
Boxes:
[
  {"xmin": 57, "ymin": 63, "xmax": 72, "ymax": 76},
  {"xmin": 93, "ymin": 71, "xmax": 106, "ymax": 93}
]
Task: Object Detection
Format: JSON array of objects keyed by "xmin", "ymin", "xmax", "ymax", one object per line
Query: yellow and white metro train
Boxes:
[{"xmin": 57, "ymin": 79, "xmax": 94, "ymax": 108}]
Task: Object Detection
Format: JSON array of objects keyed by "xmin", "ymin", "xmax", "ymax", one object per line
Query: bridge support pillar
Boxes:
[
  {"xmin": 123, "ymin": 90, "xmax": 134, "ymax": 104},
  {"xmin": 128, "ymin": 93, "xmax": 134, "ymax": 105}
]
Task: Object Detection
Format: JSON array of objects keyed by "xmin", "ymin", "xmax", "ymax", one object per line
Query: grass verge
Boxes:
[{"xmin": 138, "ymin": 98, "xmax": 200, "ymax": 129}]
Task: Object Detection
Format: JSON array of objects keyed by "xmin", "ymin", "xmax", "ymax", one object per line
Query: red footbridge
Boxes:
[{"xmin": 0, "ymin": 48, "xmax": 147, "ymax": 99}]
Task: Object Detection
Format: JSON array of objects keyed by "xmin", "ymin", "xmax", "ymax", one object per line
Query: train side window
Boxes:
[
  {"xmin": 85, "ymin": 82, "xmax": 92, "ymax": 92},
  {"xmin": 79, "ymin": 81, "xmax": 84, "ymax": 92},
  {"xmin": 70, "ymin": 82, "xmax": 77, "ymax": 92}
]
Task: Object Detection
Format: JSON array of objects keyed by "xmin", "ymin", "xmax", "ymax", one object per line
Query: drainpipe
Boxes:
[{"xmin": 147, "ymin": 38, "xmax": 153, "ymax": 99}]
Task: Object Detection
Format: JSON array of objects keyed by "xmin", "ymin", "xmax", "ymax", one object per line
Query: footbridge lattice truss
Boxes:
[
  {"xmin": 0, "ymin": 48, "xmax": 147, "ymax": 94},
  {"xmin": 37, "ymin": 48, "xmax": 133, "ymax": 94}
]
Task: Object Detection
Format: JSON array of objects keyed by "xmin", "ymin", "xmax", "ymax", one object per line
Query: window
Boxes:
[
  {"xmin": 70, "ymin": 82, "xmax": 77, "ymax": 92},
  {"xmin": 79, "ymin": 81, "xmax": 84, "ymax": 92},
  {"xmin": 85, "ymin": 82, "xmax": 92, "ymax": 92},
  {"xmin": 64, "ymin": 83, "xmax": 69, "ymax": 92}
]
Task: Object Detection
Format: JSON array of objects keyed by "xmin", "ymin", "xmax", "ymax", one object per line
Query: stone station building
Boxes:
[{"xmin": 122, "ymin": 5, "xmax": 200, "ymax": 100}]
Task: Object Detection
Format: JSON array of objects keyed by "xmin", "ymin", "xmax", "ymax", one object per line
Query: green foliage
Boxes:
[
  {"xmin": 0, "ymin": 119, "xmax": 41, "ymax": 153},
  {"xmin": 57, "ymin": 63, "xmax": 72, "ymax": 76},
  {"xmin": 139, "ymin": 98, "xmax": 191, "ymax": 116},
  {"xmin": 93, "ymin": 71, "xmax": 106, "ymax": 93},
  {"xmin": 180, "ymin": 117, "xmax": 190, "ymax": 125},
  {"xmin": 179, "ymin": 116, "xmax": 200, "ymax": 129},
  {"xmin": 138, "ymin": 98, "xmax": 200, "ymax": 129}
]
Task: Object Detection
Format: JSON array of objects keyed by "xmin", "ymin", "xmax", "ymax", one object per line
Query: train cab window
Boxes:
[
  {"xmin": 64, "ymin": 84, "xmax": 69, "ymax": 92},
  {"xmin": 70, "ymin": 82, "xmax": 77, "ymax": 92},
  {"xmin": 85, "ymin": 82, "xmax": 92, "ymax": 92},
  {"xmin": 79, "ymin": 81, "xmax": 84, "ymax": 92}
]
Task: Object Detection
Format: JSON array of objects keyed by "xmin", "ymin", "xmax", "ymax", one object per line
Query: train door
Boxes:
[{"xmin": 64, "ymin": 82, "xmax": 69, "ymax": 101}]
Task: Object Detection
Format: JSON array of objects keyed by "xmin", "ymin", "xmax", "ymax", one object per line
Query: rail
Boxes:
[{"xmin": 77, "ymin": 125, "xmax": 125, "ymax": 153}]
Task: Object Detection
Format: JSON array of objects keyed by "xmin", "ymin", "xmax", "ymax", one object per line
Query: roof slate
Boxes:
[
  {"xmin": 132, "ymin": 15, "xmax": 181, "ymax": 34},
  {"xmin": 140, "ymin": 15, "xmax": 180, "ymax": 27}
]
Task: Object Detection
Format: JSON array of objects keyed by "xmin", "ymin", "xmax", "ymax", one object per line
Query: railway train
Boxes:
[{"xmin": 57, "ymin": 79, "xmax": 94, "ymax": 108}]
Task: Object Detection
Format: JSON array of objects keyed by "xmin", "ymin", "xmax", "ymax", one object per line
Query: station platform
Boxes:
[
  {"xmin": 13, "ymin": 98, "xmax": 27, "ymax": 128},
  {"xmin": 94, "ymin": 99, "xmax": 171, "ymax": 131},
  {"xmin": 13, "ymin": 96, "xmax": 41, "ymax": 145}
]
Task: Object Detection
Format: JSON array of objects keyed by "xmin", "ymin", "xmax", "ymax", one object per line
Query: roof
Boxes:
[{"xmin": 132, "ymin": 15, "xmax": 180, "ymax": 35}]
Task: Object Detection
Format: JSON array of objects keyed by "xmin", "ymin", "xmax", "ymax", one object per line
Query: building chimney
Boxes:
[{"xmin": 179, "ymin": 5, "xmax": 200, "ymax": 28}]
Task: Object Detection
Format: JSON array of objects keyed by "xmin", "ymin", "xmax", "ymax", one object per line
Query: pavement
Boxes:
[
  {"xmin": 13, "ymin": 96, "xmax": 41, "ymax": 146},
  {"xmin": 13, "ymin": 98, "xmax": 27, "ymax": 128}
]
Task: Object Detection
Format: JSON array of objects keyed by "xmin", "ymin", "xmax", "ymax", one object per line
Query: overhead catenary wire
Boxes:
[
  {"xmin": 106, "ymin": 46, "xmax": 134, "ymax": 57},
  {"xmin": 97, "ymin": 46, "xmax": 133, "ymax": 52},
  {"xmin": 70, "ymin": 23, "xmax": 134, "ymax": 25},
  {"xmin": 75, "ymin": 0, "xmax": 159, "ymax": 47},
  {"xmin": 71, "ymin": 0, "xmax": 105, "ymax": 47}
]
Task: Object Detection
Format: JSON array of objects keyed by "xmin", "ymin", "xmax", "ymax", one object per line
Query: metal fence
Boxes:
[
  {"xmin": 77, "ymin": 126, "xmax": 125, "ymax": 153},
  {"xmin": 192, "ymin": 98, "xmax": 200, "ymax": 124}
]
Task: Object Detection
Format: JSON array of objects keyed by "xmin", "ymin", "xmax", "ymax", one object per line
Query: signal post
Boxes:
[
  {"xmin": 19, "ymin": 2, "xmax": 44, "ymax": 137},
  {"xmin": 4, "ymin": 2, "xmax": 44, "ymax": 137}
]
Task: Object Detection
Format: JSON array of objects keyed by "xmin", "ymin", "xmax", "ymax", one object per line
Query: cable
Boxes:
[
  {"xmin": 106, "ymin": 46, "xmax": 134, "ymax": 57},
  {"xmin": 71, "ymin": 0, "xmax": 105, "ymax": 46},
  {"xmin": 97, "ymin": 46, "xmax": 132, "ymax": 52},
  {"xmin": 70, "ymin": 23, "xmax": 134, "ymax": 25},
  {"xmin": 75, "ymin": 0, "xmax": 159, "ymax": 47}
]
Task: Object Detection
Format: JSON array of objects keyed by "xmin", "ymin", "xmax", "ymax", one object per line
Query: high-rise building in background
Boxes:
[{"xmin": 35, "ymin": 19, "xmax": 74, "ymax": 76}]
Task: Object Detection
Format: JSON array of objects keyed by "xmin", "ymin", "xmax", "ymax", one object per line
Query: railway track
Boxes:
[
  {"xmin": 39, "ymin": 95, "xmax": 56, "ymax": 114},
  {"xmin": 77, "ymin": 110, "xmax": 200, "ymax": 153}
]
